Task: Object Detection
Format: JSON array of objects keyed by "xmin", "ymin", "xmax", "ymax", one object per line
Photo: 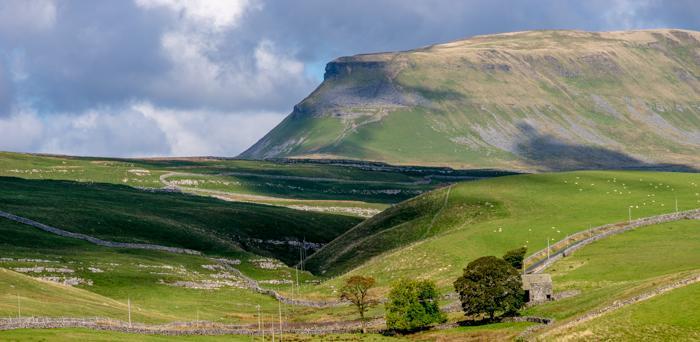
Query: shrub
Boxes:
[
  {"xmin": 385, "ymin": 278, "xmax": 446, "ymax": 332},
  {"xmin": 503, "ymin": 247, "xmax": 527, "ymax": 270}
]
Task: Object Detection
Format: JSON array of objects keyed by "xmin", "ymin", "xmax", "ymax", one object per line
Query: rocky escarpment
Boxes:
[{"xmin": 241, "ymin": 29, "xmax": 700, "ymax": 171}]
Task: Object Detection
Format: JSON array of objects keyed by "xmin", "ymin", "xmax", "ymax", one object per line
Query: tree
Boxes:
[
  {"xmin": 502, "ymin": 247, "xmax": 527, "ymax": 271},
  {"xmin": 340, "ymin": 275, "xmax": 377, "ymax": 333},
  {"xmin": 453, "ymin": 256, "xmax": 524, "ymax": 321},
  {"xmin": 385, "ymin": 279, "xmax": 446, "ymax": 332}
]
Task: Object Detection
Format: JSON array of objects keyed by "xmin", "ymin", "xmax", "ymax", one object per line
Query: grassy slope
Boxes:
[
  {"xmin": 0, "ymin": 218, "xmax": 371, "ymax": 325},
  {"xmin": 0, "ymin": 151, "xmax": 460, "ymax": 216},
  {"xmin": 0, "ymin": 176, "xmax": 361, "ymax": 265},
  {"xmin": 242, "ymin": 29, "xmax": 700, "ymax": 170},
  {"xmin": 303, "ymin": 171, "xmax": 700, "ymax": 293},
  {"xmin": 0, "ymin": 219, "xmax": 284, "ymax": 323},
  {"xmin": 547, "ymin": 283, "xmax": 700, "ymax": 341}
]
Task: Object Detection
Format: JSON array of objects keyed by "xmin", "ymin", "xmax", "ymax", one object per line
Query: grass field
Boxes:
[
  {"xmin": 304, "ymin": 171, "xmax": 700, "ymax": 294},
  {"xmin": 0, "ymin": 152, "xmax": 478, "ymax": 217},
  {"xmin": 0, "ymin": 323, "xmax": 536, "ymax": 341},
  {"xmin": 1, "ymin": 151, "xmax": 698, "ymax": 340},
  {"xmin": 523, "ymin": 219, "xmax": 700, "ymax": 334},
  {"xmin": 0, "ymin": 218, "xmax": 285, "ymax": 324},
  {"xmin": 0, "ymin": 217, "xmax": 377, "ymax": 325},
  {"xmin": 0, "ymin": 176, "xmax": 361, "ymax": 265},
  {"xmin": 545, "ymin": 283, "xmax": 700, "ymax": 341}
]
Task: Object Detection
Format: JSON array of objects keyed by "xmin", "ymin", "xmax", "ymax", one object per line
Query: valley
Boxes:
[
  {"xmin": 0, "ymin": 151, "xmax": 698, "ymax": 340},
  {"xmin": 1, "ymin": 28, "xmax": 699, "ymax": 341}
]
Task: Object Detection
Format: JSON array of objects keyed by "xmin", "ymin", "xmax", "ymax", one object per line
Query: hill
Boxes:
[
  {"xmin": 241, "ymin": 29, "xmax": 700, "ymax": 171},
  {"xmin": 0, "ymin": 151, "xmax": 493, "ymax": 217},
  {"xmin": 303, "ymin": 171, "xmax": 700, "ymax": 282},
  {"xmin": 0, "ymin": 176, "xmax": 361, "ymax": 265}
]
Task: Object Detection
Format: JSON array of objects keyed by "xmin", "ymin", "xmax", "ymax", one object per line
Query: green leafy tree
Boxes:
[
  {"xmin": 453, "ymin": 256, "xmax": 524, "ymax": 320},
  {"xmin": 340, "ymin": 275, "xmax": 377, "ymax": 333},
  {"xmin": 503, "ymin": 247, "xmax": 527, "ymax": 270},
  {"xmin": 385, "ymin": 279, "xmax": 446, "ymax": 332}
]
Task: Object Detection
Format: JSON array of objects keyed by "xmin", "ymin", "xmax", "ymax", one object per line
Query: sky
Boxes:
[{"xmin": 1, "ymin": 0, "xmax": 699, "ymax": 157}]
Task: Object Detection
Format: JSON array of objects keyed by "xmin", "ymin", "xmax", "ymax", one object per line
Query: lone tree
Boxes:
[
  {"xmin": 340, "ymin": 275, "xmax": 377, "ymax": 333},
  {"xmin": 453, "ymin": 256, "xmax": 524, "ymax": 321},
  {"xmin": 503, "ymin": 247, "xmax": 527, "ymax": 271},
  {"xmin": 385, "ymin": 279, "xmax": 446, "ymax": 332}
]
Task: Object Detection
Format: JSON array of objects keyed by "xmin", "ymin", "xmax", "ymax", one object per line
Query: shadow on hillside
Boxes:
[{"xmin": 513, "ymin": 123, "xmax": 698, "ymax": 172}]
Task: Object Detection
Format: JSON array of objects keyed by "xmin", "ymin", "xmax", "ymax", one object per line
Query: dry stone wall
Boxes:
[
  {"xmin": 525, "ymin": 208, "xmax": 700, "ymax": 274},
  {"xmin": 0, "ymin": 210, "xmax": 200, "ymax": 255}
]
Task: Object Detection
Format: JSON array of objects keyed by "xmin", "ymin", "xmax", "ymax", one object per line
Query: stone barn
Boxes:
[{"xmin": 522, "ymin": 274, "xmax": 553, "ymax": 303}]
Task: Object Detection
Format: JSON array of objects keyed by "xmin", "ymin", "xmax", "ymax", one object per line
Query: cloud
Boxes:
[
  {"xmin": 39, "ymin": 107, "xmax": 172, "ymax": 157},
  {"xmin": 0, "ymin": 61, "xmax": 14, "ymax": 116},
  {"xmin": 0, "ymin": 0, "xmax": 699, "ymax": 156},
  {"xmin": 135, "ymin": 103, "xmax": 285, "ymax": 156},
  {"xmin": 0, "ymin": 0, "xmax": 56, "ymax": 34},
  {"xmin": 135, "ymin": 0, "xmax": 252, "ymax": 30},
  {"xmin": 0, "ymin": 110, "xmax": 43, "ymax": 152},
  {"xmin": 0, "ymin": 103, "xmax": 285, "ymax": 157}
]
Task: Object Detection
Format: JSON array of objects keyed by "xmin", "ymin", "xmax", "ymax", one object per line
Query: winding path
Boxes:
[{"xmin": 160, "ymin": 171, "xmax": 436, "ymax": 187}]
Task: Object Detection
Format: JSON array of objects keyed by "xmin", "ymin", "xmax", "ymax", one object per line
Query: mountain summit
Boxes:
[{"xmin": 240, "ymin": 30, "xmax": 700, "ymax": 171}]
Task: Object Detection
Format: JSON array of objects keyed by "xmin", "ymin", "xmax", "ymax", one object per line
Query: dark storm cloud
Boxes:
[
  {"xmin": 3, "ymin": 0, "xmax": 700, "ymax": 114},
  {"xmin": 237, "ymin": 0, "xmax": 699, "ymax": 71},
  {"xmin": 3, "ymin": 1, "xmax": 171, "ymax": 113}
]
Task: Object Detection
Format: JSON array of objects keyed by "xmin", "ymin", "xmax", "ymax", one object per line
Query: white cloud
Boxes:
[
  {"xmin": 135, "ymin": 102, "xmax": 285, "ymax": 156},
  {"xmin": 0, "ymin": 110, "xmax": 43, "ymax": 151},
  {"xmin": 39, "ymin": 107, "xmax": 172, "ymax": 157},
  {"xmin": 602, "ymin": 0, "xmax": 658, "ymax": 30},
  {"xmin": 254, "ymin": 40, "xmax": 306, "ymax": 93},
  {"xmin": 135, "ymin": 0, "xmax": 252, "ymax": 30},
  {"xmin": 0, "ymin": 103, "xmax": 284, "ymax": 157}
]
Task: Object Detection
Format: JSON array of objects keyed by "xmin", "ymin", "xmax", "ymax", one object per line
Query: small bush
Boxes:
[{"xmin": 385, "ymin": 278, "xmax": 446, "ymax": 332}]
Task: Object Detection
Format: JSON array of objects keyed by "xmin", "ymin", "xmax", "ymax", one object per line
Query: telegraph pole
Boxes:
[
  {"xmin": 257, "ymin": 305, "xmax": 262, "ymax": 341},
  {"xmin": 17, "ymin": 294, "xmax": 20, "ymax": 319},
  {"xmin": 278, "ymin": 300, "xmax": 283, "ymax": 342},
  {"xmin": 628, "ymin": 206, "xmax": 632, "ymax": 224},
  {"xmin": 128, "ymin": 297, "xmax": 132, "ymax": 328},
  {"xmin": 675, "ymin": 196, "xmax": 679, "ymax": 213},
  {"xmin": 271, "ymin": 315, "xmax": 275, "ymax": 342},
  {"xmin": 547, "ymin": 238, "xmax": 550, "ymax": 261}
]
